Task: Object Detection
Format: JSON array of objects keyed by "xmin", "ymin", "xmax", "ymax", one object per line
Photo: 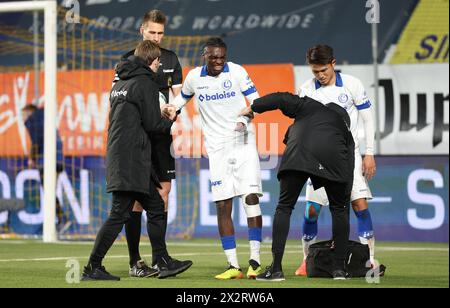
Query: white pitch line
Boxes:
[
  {"xmin": 1, "ymin": 240, "xmax": 448, "ymax": 251},
  {"xmin": 0, "ymin": 246, "xmax": 448, "ymax": 263},
  {"xmin": 0, "ymin": 250, "xmax": 297, "ymax": 263}
]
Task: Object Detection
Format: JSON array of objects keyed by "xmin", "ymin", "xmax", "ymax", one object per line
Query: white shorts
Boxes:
[
  {"xmin": 208, "ymin": 142, "xmax": 263, "ymax": 202},
  {"xmin": 305, "ymin": 149, "xmax": 372, "ymax": 206}
]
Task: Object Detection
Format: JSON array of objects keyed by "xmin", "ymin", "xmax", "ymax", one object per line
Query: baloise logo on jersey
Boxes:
[{"xmin": 198, "ymin": 80, "xmax": 236, "ymax": 102}]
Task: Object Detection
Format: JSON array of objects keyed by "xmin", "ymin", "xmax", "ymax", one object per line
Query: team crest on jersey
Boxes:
[
  {"xmin": 222, "ymin": 80, "xmax": 232, "ymax": 90},
  {"xmin": 338, "ymin": 93, "xmax": 349, "ymax": 103}
]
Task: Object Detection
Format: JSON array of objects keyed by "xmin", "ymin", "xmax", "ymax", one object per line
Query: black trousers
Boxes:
[
  {"xmin": 89, "ymin": 183, "xmax": 168, "ymax": 268},
  {"xmin": 272, "ymin": 170, "xmax": 351, "ymax": 272}
]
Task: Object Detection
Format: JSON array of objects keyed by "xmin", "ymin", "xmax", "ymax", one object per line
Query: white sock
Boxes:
[
  {"xmin": 249, "ymin": 240, "xmax": 261, "ymax": 265},
  {"xmin": 302, "ymin": 236, "xmax": 317, "ymax": 261},
  {"xmin": 359, "ymin": 236, "xmax": 376, "ymax": 265},
  {"xmin": 224, "ymin": 248, "xmax": 240, "ymax": 269}
]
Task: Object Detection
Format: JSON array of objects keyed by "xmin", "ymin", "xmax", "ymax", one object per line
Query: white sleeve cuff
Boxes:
[{"xmin": 359, "ymin": 108, "xmax": 375, "ymax": 155}]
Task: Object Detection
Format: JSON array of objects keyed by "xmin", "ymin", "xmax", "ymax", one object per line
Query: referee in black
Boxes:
[
  {"xmin": 240, "ymin": 92, "xmax": 355, "ymax": 281},
  {"xmin": 115, "ymin": 10, "xmax": 184, "ymax": 277}
]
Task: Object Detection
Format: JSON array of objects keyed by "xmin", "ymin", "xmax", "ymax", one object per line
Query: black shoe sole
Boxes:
[{"xmin": 158, "ymin": 261, "xmax": 193, "ymax": 279}]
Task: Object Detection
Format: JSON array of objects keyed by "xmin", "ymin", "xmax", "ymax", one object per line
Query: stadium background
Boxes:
[{"xmin": 0, "ymin": 0, "xmax": 448, "ymax": 245}]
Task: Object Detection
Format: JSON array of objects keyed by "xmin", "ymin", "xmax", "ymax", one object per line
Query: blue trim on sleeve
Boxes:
[
  {"xmin": 242, "ymin": 86, "xmax": 257, "ymax": 96},
  {"xmin": 357, "ymin": 101, "xmax": 372, "ymax": 110},
  {"xmin": 181, "ymin": 91, "xmax": 194, "ymax": 99}
]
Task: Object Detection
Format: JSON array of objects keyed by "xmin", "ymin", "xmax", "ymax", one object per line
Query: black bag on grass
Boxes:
[{"xmin": 306, "ymin": 240, "xmax": 372, "ymax": 278}]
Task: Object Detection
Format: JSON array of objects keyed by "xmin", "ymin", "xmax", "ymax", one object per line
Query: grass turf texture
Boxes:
[{"xmin": 0, "ymin": 239, "xmax": 448, "ymax": 288}]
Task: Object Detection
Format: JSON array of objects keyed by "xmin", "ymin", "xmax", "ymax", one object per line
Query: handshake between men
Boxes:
[{"xmin": 161, "ymin": 104, "xmax": 177, "ymax": 121}]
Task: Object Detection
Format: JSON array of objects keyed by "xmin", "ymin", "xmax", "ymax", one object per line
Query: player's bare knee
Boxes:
[
  {"xmin": 352, "ymin": 198, "xmax": 368, "ymax": 212},
  {"xmin": 216, "ymin": 201, "xmax": 231, "ymax": 217},
  {"xmin": 308, "ymin": 206, "xmax": 317, "ymax": 219},
  {"xmin": 305, "ymin": 201, "xmax": 322, "ymax": 221}
]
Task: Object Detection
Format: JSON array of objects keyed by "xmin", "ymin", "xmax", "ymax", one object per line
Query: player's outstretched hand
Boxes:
[
  {"xmin": 161, "ymin": 104, "xmax": 177, "ymax": 121},
  {"xmin": 239, "ymin": 106, "xmax": 254, "ymax": 118}
]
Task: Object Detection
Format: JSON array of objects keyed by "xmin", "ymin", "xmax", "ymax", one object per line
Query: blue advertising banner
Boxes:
[
  {"xmin": 193, "ymin": 156, "xmax": 449, "ymax": 242},
  {"xmin": 0, "ymin": 156, "xmax": 448, "ymax": 242}
]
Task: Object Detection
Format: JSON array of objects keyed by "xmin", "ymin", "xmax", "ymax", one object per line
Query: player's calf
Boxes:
[
  {"xmin": 296, "ymin": 201, "xmax": 322, "ymax": 276},
  {"xmin": 243, "ymin": 194, "xmax": 262, "ymax": 275},
  {"xmin": 301, "ymin": 201, "xmax": 322, "ymax": 258},
  {"xmin": 354, "ymin": 207, "xmax": 376, "ymax": 265}
]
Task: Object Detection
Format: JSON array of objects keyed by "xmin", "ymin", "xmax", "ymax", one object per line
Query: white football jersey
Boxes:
[
  {"xmin": 175, "ymin": 62, "xmax": 259, "ymax": 152},
  {"xmin": 299, "ymin": 72, "xmax": 371, "ymax": 148}
]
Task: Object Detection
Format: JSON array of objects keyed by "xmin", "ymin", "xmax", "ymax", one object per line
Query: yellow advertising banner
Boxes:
[{"xmin": 391, "ymin": 0, "xmax": 449, "ymax": 64}]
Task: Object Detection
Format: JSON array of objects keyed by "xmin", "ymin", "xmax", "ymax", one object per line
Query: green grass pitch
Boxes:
[{"xmin": 0, "ymin": 239, "xmax": 448, "ymax": 288}]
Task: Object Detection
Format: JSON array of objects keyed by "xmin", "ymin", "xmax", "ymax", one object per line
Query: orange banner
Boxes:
[{"xmin": 0, "ymin": 64, "xmax": 294, "ymax": 157}]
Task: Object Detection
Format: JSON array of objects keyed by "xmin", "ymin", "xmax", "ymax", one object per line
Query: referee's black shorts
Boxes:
[{"xmin": 151, "ymin": 133, "xmax": 176, "ymax": 182}]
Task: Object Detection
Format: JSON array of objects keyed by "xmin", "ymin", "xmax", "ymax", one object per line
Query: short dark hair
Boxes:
[
  {"xmin": 306, "ymin": 44, "xmax": 335, "ymax": 65},
  {"xmin": 202, "ymin": 37, "xmax": 227, "ymax": 55},
  {"xmin": 22, "ymin": 104, "xmax": 37, "ymax": 112},
  {"xmin": 134, "ymin": 40, "xmax": 161, "ymax": 65},
  {"xmin": 142, "ymin": 10, "xmax": 167, "ymax": 26}
]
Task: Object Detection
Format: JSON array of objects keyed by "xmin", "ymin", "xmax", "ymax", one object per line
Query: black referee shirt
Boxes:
[
  {"xmin": 156, "ymin": 48, "xmax": 183, "ymax": 102},
  {"xmin": 116, "ymin": 48, "xmax": 183, "ymax": 102}
]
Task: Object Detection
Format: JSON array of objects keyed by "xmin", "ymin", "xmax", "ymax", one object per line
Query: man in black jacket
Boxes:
[
  {"xmin": 240, "ymin": 92, "xmax": 354, "ymax": 281},
  {"xmin": 115, "ymin": 10, "xmax": 184, "ymax": 277},
  {"xmin": 82, "ymin": 41, "xmax": 192, "ymax": 281}
]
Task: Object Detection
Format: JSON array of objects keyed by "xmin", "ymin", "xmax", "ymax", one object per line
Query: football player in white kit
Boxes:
[
  {"xmin": 295, "ymin": 45, "xmax": 378, "ymax": 276},
  {"xmin": 166, "ymin": 37, "xmax": 264, "ymax": 280}
]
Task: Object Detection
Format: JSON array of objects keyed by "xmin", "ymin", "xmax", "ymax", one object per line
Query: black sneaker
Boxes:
[
  {"xmin": 332, "ymin": 270, "xmax": 349, "ymax": 280},
  {"xmin": 81, "ymin": 265, "xmax": 120, "ymax": 281},
  {"xmin": 157, "ymin": 256, "xmax": 193, "ymax": 279},
  {"xmin": 129, "ymin": 260, "xmax": 159, "ymax": 278},
  {"xmin": 256, "ymin": 266, "xmax": 285, "ymax": 282}
]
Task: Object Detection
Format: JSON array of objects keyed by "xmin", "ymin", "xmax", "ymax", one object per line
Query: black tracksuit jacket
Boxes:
[
  {"xmin": 106, "ymin": 56, "xmax": 172, "ymax": 194},
  {"xmin": 251, "ymin": 92, "xmax": 355, "ymax": 187}
]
